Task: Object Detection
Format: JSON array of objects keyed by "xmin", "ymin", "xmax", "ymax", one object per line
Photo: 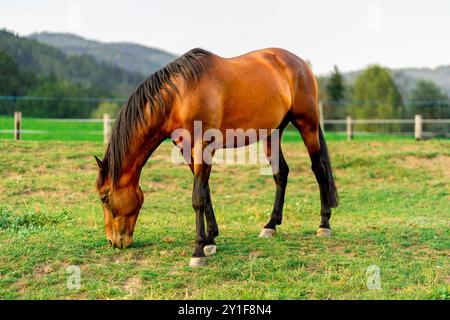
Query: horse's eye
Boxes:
[{"xmin": 100, "ymin": 194, "xmax": 108, "ymax": 204}]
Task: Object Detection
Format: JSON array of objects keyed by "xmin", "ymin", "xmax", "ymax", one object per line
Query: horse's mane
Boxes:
[{"xmin": 98, "ymin": 48, "xmax": 212, "ymax": 188}]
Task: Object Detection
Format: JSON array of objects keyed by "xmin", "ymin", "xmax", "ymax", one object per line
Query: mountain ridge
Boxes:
[
  {"xmin": 29, "ymin": 32, "xmax": 450, "ymax": 97},
  {"xmin": 29, "ymin": 32, "xmax": 177, "ymax": 77},
  {"xmin": 5, "ymin": 30, "xmax": 450, "ymax": 99},
  {"xmin": 0, "ymin": 29, "xmax": 146, "ymax": 97}
]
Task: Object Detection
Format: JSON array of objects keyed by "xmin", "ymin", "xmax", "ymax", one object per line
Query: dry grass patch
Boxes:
[{"xmin": 398, "ymin": 155, "xmax": 449, "ymax": 179}]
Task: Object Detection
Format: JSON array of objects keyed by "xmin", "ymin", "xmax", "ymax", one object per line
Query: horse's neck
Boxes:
[{"xmin": 120, "ymin": 114, "xmax": 169, "ymax": 186}]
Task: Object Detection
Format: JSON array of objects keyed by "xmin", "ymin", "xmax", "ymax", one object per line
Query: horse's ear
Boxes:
[{"xmin": 94, "ymin": 156, "xmax": 106, "ymax": 173}]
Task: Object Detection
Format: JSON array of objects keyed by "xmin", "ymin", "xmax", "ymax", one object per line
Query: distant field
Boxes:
[
  {"xmin": 0, "ymin": 138, "xmax": 448, "ymax": 299},
  {"xmin": 0, "ymin": 116, "xmax": 420, "ymax": 142}
]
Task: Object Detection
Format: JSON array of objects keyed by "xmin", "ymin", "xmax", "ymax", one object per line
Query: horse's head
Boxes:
[{"xmin": 94, "ymin": 156, "xmax": 144, "ymax": 249}]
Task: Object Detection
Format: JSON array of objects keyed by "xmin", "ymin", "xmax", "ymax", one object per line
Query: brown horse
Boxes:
[{"xmin": 95, "ymin": 48, "xmax": 338, "ymax": 266}]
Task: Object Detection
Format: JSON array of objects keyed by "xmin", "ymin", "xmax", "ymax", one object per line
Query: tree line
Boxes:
[
  {"xmin": 319, "ymin": 65, "xmax": 449, "ymax": 132},
  {"xmin": 0, "ymin": 49, "xmax": 119, "ymax": 118},
  {"xmin": 320, "ymin": 65, "xmax": 449, "ymax": 117}
]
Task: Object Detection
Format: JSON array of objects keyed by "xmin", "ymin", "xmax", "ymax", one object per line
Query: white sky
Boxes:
[{"xmin": 1, "ymin": 0, "xmax": 449, "ymax": 75}]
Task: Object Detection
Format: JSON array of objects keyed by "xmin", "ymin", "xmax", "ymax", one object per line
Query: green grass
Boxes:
[{"xmin": 0, "ymin": 138, "xmax": 449, "ymax": 299}]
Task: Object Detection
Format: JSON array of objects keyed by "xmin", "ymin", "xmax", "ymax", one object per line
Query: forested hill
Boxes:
[
  {"xmin": 0, "ymin": 30, "xmax": 145, "ymax": 97},
  {"xmin": 29, "ymin": 32, "xmax": 177, "ymax": 77},
  {"xmin": 342, "ymin": 66, "xmax": 450, "ymax": 98}
]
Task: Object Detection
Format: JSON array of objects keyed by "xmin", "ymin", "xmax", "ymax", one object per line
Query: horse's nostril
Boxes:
[{"xmin": 108, "ymin": 239, "xmax": 112, "ymax": 246}]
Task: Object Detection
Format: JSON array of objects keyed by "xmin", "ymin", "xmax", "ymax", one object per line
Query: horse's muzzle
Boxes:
[{"xmin": 108, "ymin": 236, "xmax": 133, "ymax": 249}]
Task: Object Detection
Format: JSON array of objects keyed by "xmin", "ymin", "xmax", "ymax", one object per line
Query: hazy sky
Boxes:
[{"xmin": 1, "ymin": 0, "xmax": 449, "ymax": 74}]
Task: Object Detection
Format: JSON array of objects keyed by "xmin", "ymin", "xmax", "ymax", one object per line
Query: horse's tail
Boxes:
[{"xmin": 318, "ymin": 126, "xmax": 339, "ymax": 208}]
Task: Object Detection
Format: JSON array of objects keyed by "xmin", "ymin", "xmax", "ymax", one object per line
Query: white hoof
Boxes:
[
  {"xmin": 189, "ymin": 257, "xmax": 207, "ymax": 267},
  {"xmin": 203, "ymin": 245, "xmax": 217, "ymax": 256},
  {"xmin": 316, "ymin": 228, "xmax": 332, "ymax": 237},
  {"xmin": 259, "ymin": 228, "xmax": 276, "ymax": 238}
]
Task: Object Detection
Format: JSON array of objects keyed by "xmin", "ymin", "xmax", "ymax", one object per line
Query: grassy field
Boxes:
[{"xmin": 0, "ymin": 138, "xmax": 448, "ymax": 300}]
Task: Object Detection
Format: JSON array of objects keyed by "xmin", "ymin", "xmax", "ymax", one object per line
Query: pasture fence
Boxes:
[
  {"xmin": 1, "ymin": 96, "xmax": 449, "ymax": 142},
  {"xmin": 103, "ymin": 113, "xmax": 111, "ymax": 143},
  {"xmin": 330, "ymin": 116, "xmax": 450, "ymax": 141},
  {"xmin": 14, "ymin": 111, "xmax": 22, "ymax": 141},
  {"xmin": 5, "ymin": 111, "xmax": 450, "ymax": 142}
]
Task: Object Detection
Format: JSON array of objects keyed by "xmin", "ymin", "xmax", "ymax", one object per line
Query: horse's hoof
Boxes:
[
  {"xmin": 189, "ymin": 257, "xmax": 207, "ymax": 267},
  {"xmin": 203, "ymin": 245, "xmax": 217, "ymax": 256},
  {"xmin": 316, "ymin": 228, "xmax": 332, "ymax": 237},
  {"xmin": 259, "ymin": 228, "xmax": 276, "ymax": 238}
]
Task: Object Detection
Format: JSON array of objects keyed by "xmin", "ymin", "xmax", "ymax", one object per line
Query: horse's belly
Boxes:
[
  {"xmin": 218, "ymin": 106, "xmax": 287, "ymax": 148},
  {"xmin": 219, "ymin": 89, "xmax": 290, "ymax": 148}
]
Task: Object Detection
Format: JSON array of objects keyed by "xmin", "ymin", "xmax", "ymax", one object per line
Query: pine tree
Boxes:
[
  {"xmin": 326, "ymin": 65, "xmax": 345, "ymax": 102},
  {"xmin": 323, "ymin": 65, "xmax": 346, "ymax": 120}
]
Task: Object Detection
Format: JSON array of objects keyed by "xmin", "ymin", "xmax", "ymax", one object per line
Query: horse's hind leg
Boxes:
[
  {"xmin": 259, "ymin": 131, "xmax": 289, "ymax": 238},
  {"xmin": 291, "ymin": 116, "xmax": 339, "ymax": 236}
]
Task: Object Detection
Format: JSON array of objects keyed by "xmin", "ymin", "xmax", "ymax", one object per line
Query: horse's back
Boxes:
[
  {"xmin": 204, "ymin": 48, "xmax": 309, "ymax": 132},
  {"xmin": 219, "ymin": 48, "xmax": 319, "ymax": 130},
  {"xmin": 176, "ymin": 48, "xmax": 317, "ymax": 144}
]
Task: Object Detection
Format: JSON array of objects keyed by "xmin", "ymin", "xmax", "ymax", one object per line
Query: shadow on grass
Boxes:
[{"xmin": 128, "ymin": 240, "xmax": 156, "ymax": 249}]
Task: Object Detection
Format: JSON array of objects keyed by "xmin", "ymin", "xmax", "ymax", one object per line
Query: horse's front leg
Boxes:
[
  {"xmin": 186, "ymin": 160, "xmax": 218, "ymax": 257},
  {"xmin": 189, "ymin": 159, "xmax": 213, "ymax": 267},
  {"xmin": 203, "ymin": 184, "xmax": 218, "ymax": 256}
]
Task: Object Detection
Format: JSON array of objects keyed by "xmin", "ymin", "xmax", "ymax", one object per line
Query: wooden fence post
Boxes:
[
  {"xmin": 318, "ymin": 101, "xmax": 324, "ymax": 131},
  {"xmin": 346, "ymin": 116, "xmax": 353, "ymax": 141},
  {"xmin": 14, "ymin": 111, "xmax": 22, "ymax": 141},
  {"xmin": 103, "ymin": 113, "xmax": 111, "ymax": 144},
  {"xmin": 414, "ymin": 114, "xmax": 422, "ymax": 140}
]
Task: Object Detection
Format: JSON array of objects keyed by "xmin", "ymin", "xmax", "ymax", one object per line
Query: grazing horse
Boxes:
[{"xmin": 95, "ymin": 48, "xmax": 338, "ymax": 267}]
